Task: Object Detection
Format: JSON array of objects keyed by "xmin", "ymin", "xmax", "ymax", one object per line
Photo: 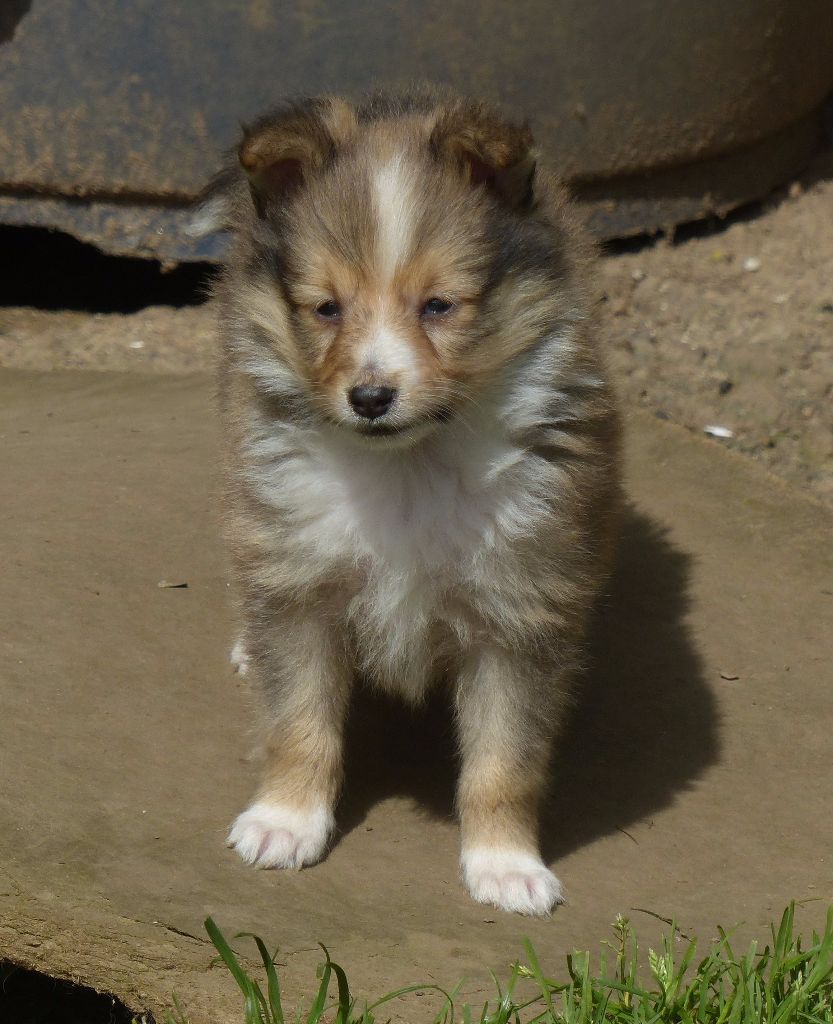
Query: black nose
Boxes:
[{"xmin": 348, "ymin": 384, "xmax": 397, "ymax": 420}]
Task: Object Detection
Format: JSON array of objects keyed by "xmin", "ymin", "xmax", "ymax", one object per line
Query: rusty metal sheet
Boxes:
[
  {"xmin": 580, "ymin": 114, "xmax": 821, "ymax": 240},
  {"xmin": 1, "ymin": 0, "xmax": 832, "ymax": 255},
  {"xmin": 0, "ymin": 195, "xmax": 224, "ymax": 263}
]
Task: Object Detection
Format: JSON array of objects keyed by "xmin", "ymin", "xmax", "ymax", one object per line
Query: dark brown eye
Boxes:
[
  {"xmin": 315, "ymin": 300, "xmax": 341, "ymax": 320},
  {"xmin": 422, "ymin": 297, "xmax": 453, "ymax": 317}
]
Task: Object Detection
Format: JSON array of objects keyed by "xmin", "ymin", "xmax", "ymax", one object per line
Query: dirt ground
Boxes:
[
  {"xmin": 1, "ymin": 370, "xmax": 831, "ymax": 1024},
  {"xmin": 1, "ymin": 146, "xmax": 831, "ymax": 507},
  {"xmin": 599, "ymin": 147, "xmax": 833, "ymax": 508}
]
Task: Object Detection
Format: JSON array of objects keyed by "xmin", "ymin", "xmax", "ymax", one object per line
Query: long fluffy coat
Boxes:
[{"xmin": 209, "ymin": 89, "xmax": 620, "ymax": 915}]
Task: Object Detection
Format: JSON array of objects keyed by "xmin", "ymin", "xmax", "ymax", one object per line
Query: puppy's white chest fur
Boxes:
[
  {"xmin": 338, "ymin": 430, "xmax": 526, "ymax": 569},
  {"xmin": 248, "ymin": 414, "xmax": 545, "ymax": 693}
]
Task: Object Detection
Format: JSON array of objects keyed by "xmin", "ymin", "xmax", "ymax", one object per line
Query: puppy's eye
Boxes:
[
  {"xmin": 422, "ymin": 297, "xmax": 453, "ymax": 317},
  {"xmin": 315, "ymin": 300, "xmax": 341, "ymax": 320}
]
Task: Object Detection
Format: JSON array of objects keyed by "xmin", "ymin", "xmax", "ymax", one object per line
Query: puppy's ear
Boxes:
[
  {"xmin": 430, "ymin": 103, "xmax": 536, "ymax": 209},
  {"xmin": 239, "ymin": 98, "xmax": 356, "ymax": 216}
]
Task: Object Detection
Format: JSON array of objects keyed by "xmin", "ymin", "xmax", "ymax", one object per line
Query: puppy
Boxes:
[{"xmin": 207, "ymin": 89, "xmax": 619, "ymax": 916}]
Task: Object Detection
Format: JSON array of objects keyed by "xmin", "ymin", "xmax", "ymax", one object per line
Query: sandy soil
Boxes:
[
  {"xmin": 599, "ymin": 149, "xmax": 833, "ymax": 507},
  {"xmin": 2, "ymin": 370, "xmax": 831, "ymax": 1024},
  {"xmin": 1, "ymin": 148, "xmax": 831, "ymax": 505}
]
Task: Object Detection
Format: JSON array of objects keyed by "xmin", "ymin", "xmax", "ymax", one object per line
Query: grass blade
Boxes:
[
  {"xmin": 305, "ymin": 954, "xmax": 332, "ymax": 1024},
  {"xmin": 319, "ymin": 944, "xmax": 353, "ymax": 1024},
  {"xmin": 204, "ymin": 917, "xmax": 254, "ymax": 997}
]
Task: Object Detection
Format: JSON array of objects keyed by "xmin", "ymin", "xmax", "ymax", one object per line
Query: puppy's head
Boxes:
[{"xmin": 224, "ymin": 91, "xmax": 575, "ymax": 444}]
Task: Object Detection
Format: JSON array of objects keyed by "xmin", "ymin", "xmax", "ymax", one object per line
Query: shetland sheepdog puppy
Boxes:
[{"xmin": 206, "ymin": 88, "xmax": 619, "ymax": 915}]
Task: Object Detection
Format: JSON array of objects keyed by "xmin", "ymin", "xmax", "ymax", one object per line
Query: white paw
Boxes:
[
  {"xmin": 461, "ymin": 847, "xmax": 564, "ymax": 916},
  {"xmin": 228, "ymin": 801, "xmax": 333, "ymax": 869},
  {"xmin": 230, "ymin": 639, "xmax": 249, "ymax": 676}
]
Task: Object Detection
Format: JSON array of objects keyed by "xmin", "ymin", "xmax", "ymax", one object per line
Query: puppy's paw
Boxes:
[
  {"xmin": 228, "ymin": 801, "xmax": 333, "ymax": 869},
  {"xmin": 230, "ymin": 640, "xmax": 250, "ymax": 676},
  {"xmin": 461, "ymin": 847, "xmax": 564, "ymax": 916}
]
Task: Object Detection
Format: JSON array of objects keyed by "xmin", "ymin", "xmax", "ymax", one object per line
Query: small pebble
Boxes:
[
  {"xmin": 631, "ymin": 268, "xmax": 646, "ymax": 282},
  {"xmin": 742, "ymin": 257, "xmax": 762, "ymax": 273},
  {"xmin": 129, "ymin": 340, "xmax": 145, "ymax": 349},
  {"xmin": 718, "ymin": 380, "xmax": 733, "ymax": 395},
  {"xmin": 704, "ymin": 424, "xmax": 734, "ymax": 439}
]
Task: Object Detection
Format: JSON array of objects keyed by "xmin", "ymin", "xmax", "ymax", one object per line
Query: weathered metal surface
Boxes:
[
  {"xmin": 1, "ymin": 0, "xmax": 832, "ymax": 253},
  {"xmin": 580, "ymin": 113, "xmax": 821, "ymax": 239},
  {"xmin": 0, "ymin": 195, "xmax": 224, "ymax": 263},
  {"xmin": 1, "ymin": 115, "xmax": 819, "ymax": 263}
]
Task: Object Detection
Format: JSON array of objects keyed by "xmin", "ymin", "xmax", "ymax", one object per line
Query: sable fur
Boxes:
[{"xmin": 210, "ymin": 87, "xmax": 620, "ymax": 916}]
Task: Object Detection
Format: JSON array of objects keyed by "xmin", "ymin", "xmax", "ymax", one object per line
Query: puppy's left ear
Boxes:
[{"xmin": 430, "ymin": 104, "xmax": 537, "ymax": 209}]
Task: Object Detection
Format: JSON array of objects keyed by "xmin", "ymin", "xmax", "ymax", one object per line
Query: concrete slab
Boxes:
[{"xmin": 1, "ymin": 370, "xmax": 831, "ymax": 1022}]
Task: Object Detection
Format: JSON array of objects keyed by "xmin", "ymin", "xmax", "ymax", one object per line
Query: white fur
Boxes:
[
  {"xmin": 247, "ymin": 384, "xmax": 555, "ymax": 567},
  {"xmin": 244, "ymin": 393, "xmax": 559, "ymax": 698},
  {"xmin": 241, "ymin": 354, "xmax": 302, "ymax": 398},
  {"xmin": 355, "ymin": 325, "xmax": 418, "ymax": 393},
  {"xmin": 228, "ymin": 801, "xmax": 333, "ymax": 869},
  {"xmin": 461, "ymin": 846, "xmax": 564, "ymax": 916},
  {"xmin": 373, "ymin": 155, "xmax": 414, "ymax": 283},
  {"xmin": 187, "ymin": 194, "xmax": 229, "ymax": 237},
  {"xmin": 230, "ymin": 639, "xmax": 249, "ymax": 675}
]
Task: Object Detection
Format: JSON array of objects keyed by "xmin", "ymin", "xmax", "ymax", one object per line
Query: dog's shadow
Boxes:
[{"xmin": 339, "ymin": 506, "xmax": 719, "ymax": 859}]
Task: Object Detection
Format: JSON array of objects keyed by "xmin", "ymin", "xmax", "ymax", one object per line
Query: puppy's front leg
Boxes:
[
  {"xmin": 455, "ymin": 644, "xmax": 567, "ymax": 916},
  {"xmin": 228, "ymin": 612, "xmax": 351, "ymax": 870}
]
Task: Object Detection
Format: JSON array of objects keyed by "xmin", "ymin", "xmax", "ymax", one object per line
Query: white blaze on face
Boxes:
[
  {"xmin": 355, "ymin": 324, "xmax": 418, "ymax": 393},
  {"xmin": 347, "ymin": 154, "xmax": 422, "ymax": 401},
  {"xmin": 373, "ymin": 154, "xmax": 415, "ymax": 286}
]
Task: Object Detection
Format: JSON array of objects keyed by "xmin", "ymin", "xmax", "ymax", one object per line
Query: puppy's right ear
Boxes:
[{"xmin": 239, "ymin": 98, "xmax": 355, "ymax": 217}]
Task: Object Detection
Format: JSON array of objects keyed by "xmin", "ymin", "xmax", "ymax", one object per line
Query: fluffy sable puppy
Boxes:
[{"xmin": 208, "ymin": 89, "xmax": 619, "ymax": 916}]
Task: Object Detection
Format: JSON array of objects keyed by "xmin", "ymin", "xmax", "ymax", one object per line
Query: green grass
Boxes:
[{"xmin": 161, "ymin": 903, "xmax": 833, "ymax": 1024}]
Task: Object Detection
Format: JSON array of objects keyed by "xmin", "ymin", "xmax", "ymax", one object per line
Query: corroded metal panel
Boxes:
[{"xmin": 1, "ymin": 0, "xmax": 831, "ymax": 253}]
